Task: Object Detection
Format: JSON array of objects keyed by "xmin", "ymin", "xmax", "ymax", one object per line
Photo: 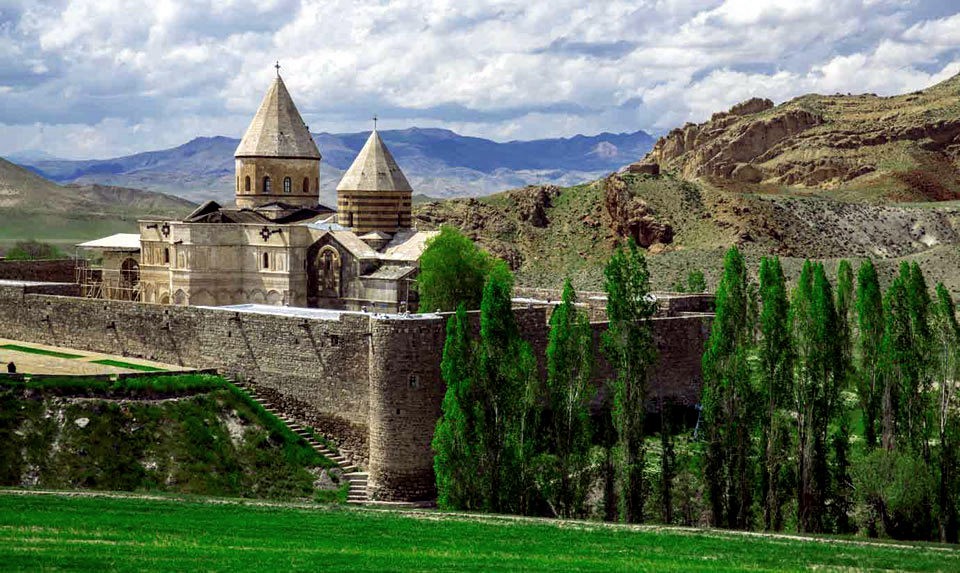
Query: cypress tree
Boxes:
[
  {"xmin": 758, "ymin": 256, "xmax": 792, "ymax": 531},
  {"xmin": 476, "ymin": 261, "xmax": 539, "ymax": 514},
  {"xmin": 790, "ymin": 262, "xmax": 842, "ymax": 533},
  {"xmin": 432, "ymin": 304, "xmax": 479, "ymax": 509},
  {"xmin": 931, "ymin": 283, "xmax": 960, "ymax": 543},
  {"xmin": 702, "ymin": 246, "xmax": 756, "ymax": 529},
  {"xmin": 602, "ymin": 239, "xmax": 658, "ymax": 523},
  {"xmin": 855, "ymin": 259, "xmax": 883, "ymax": 449},
  {"xmin": 543, "ymin": 279, "xmax": 595, "ymax": 518},
  {"xmin": 879, "ymin": 272, "xmax": 911, "ymax": 451}
]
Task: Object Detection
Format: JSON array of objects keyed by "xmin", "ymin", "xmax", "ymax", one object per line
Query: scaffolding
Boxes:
[{"xmin": 74, "ymin": 234, "xmax": 143, "ymax": 302}]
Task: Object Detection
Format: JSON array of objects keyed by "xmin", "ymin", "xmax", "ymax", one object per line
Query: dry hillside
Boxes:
[{"xmin": 631, "ymin": 74, "xmax": 960, "ymax": 202}]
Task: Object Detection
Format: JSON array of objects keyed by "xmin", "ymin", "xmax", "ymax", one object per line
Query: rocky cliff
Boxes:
[{"xmin": 631, "ymin": 75, "xmax": 960, "ymax": 200}]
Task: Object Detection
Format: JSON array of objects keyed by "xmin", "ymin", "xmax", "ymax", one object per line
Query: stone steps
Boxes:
[{"xmin": 229, "ymin": 378, "xmax": 369, "ymax": 503}]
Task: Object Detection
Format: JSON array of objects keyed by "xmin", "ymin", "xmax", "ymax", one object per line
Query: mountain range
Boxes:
[{"xmin": 11, "ymin": 129, "xmax": 656, "ymax": 206}]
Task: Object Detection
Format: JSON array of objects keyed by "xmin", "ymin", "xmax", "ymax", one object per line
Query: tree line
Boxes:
[{"xmin": 426, "ymin": 228, "xmax": 959, "ymax": 542}]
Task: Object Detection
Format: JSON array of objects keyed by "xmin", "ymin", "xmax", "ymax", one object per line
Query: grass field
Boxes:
[
  {"xmin": 0, "ymin": 344, "xmax": 84, "ymax": 360},
  {"xmin": 88, "ymin": 358, "xmax": 165, "ymax": 372},
  {"xmin": 0, "ymin": 492, "xmax": 957, "ymax": 572}
]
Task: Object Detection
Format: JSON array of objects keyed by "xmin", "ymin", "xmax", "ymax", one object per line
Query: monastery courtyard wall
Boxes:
[{"xmin": 0, "ymin": 281, "xmax": 711, "ymax": 502}]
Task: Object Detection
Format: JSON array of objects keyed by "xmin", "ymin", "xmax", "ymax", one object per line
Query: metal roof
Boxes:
[
  {"xmin": 76, "ymin": 233, "xmax": 141, "ymax": 251},
  {"xmin": 235, "ymin": 76, "xmax": 321, "ymax": 160}
]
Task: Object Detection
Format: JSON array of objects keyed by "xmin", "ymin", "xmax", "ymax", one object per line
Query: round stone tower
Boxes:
[
  {"xmin": 336, "ymin": 130, "xmax": 413, "ymax": 233},
  {"xmin": 235, "ymin": 71, "xmax": 322, "ymax": 210}
]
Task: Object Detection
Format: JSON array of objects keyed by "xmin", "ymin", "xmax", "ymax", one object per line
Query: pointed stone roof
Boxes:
[
  {"xmin": 336, "ymin": 130, "xmax": 412, "ymax": 192},
  {"xmin": 235, "ymin": 76, "xmax": 321, "ymax": 159}
]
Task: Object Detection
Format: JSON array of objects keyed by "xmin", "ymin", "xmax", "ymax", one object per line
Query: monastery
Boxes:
[{"xmin": 78, "ymin": 68, "xmax": 436, "ymax": 312}]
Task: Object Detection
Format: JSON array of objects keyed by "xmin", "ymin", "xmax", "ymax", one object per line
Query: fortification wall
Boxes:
[
  {"xmin": 0, "ymin": 283, "xmax": 372, "ymax": 462},
  {"xmin": 0, "ymin": 282, "xmax": 712, "ymax": 502},
  {"xmin": 0, "ymin": 259, "xmax": 76, "ymax": 283}
]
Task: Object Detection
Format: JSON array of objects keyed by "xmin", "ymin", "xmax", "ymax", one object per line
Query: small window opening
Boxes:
[
  {"xmin": 408, "ymin": 375, "xmax": 419, "ymax": 389},
  {"xmin": 303, "ymin": 177, "xmax": 310, "ymax": 193},
  {"xmin": 262, "ymin": 252, "xmax": 269, "ymax": 269},
  {"xmin": 263, "ymin": 176, "xmax": 271, "ymax": 193},
  {"xmin": 283, "ymin": 177, "xmax": 291, "ymax": 193},
  {"xmin": 163, "ymin": 248, "xmax": 170, "ymax": 264},
  {"xmin": 244, "ymin": 176, "xmax": 251, "ymax": 192}
]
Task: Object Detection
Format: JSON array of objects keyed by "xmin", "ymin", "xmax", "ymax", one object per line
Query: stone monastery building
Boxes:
[{"xmin": 81, "ymin": 71, "xmax": 435, "ymax": 312}]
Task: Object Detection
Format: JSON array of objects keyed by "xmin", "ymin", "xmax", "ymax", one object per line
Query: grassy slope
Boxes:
[
  {"xmin": 0, "ymin": 158, "xmax": 195, "ymax": 249},
  {"xmin": 1, "ymin": 493, "xmax": 956, "ymax": 572},
  {"xmin": 0, "ymin": 376, "xmax": 332, "ymax": 500}
]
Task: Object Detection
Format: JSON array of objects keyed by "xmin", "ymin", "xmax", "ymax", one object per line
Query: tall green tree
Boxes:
[
  {"xmin": 475, "ymin": 261, "xmax": 539, "ymax": 514},
  {"xmin": 831, "ymin": 260, "xmax": 856, "ymax": 533},
  {"xmin": 790, "ymin": 262, "xmax": 843, "ymax": 533},
  {"xmin": 931, "ymin": 283, "xmax": 959, "ymax": 543},
  {"xmin": 879, "ymin": 272, "xmax": 911, "ymax": 451},
  {"xmin": 757, "ymin": 256, "xmax": 792, "ymax": 531},
  {"xmin": 542, "ymin": 279, "xmax": 595, "ymax": 518},
  {"xmin": 702, "ymin": 246, "xmax": 757, "ymax": 529},
  {"xmin": 904, "ymin": 263, "xmax": 933, "ymax": 459},
  {"xmin": 855, "ymin": 259, "xmax": 884, "ymax": 449},
  {"xmin": 417, "ymin": 226, "xmax": 493, "ymax": 312},
  {"xmin": 835, "ymin": 261, "xmax": 855, "ymax": 377},
  {"xmin": 432, "ymin": 304, "xmax": 480, "ymax": 509},
  {"xmin": 602, "ymin": 239, "xmax": 658, "ymax": 523}
]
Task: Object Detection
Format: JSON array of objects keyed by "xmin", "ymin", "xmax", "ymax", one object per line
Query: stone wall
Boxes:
[
  {"xmin": 0, "ymin": 282, "xmax": 712, "ymax": 502},
  {"xmin": 0, "ymin": 282, "xmax": 371, "ymax": 465},
  {"xmin": 0, "ymin": 259, "xmax": 76, "ymax": 283}
]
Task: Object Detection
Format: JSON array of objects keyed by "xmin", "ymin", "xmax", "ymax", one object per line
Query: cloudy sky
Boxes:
[{"xmin": 1, "ymin": 0, "xmax": 959, "ymax": 159}]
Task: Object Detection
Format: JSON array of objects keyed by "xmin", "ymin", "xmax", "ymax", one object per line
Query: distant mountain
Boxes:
[
  {"xmin": 0, "ymin": 157, "xmax": 195, "ymax": 248},
  {"xmin": 12, "ymin": 129, "xmax": 655, "ymax": 205}
]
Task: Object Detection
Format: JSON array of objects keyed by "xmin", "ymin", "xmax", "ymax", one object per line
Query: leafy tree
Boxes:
[
  {"xmin": 903, "ymin": 262, "xmax": 932, "ymax": 459},
  {"xmin": 701, "ymin": 246, "xmax": 756, "ymax": 529},
  {"xmin": 931, "ymin": 283, "xmax": 960, "ymax": 542},
  {"xmin": 475, "ymin": 261, "xmax": 539, "ymax": 514},
  {"xmin": 417, "ymin": 226, "xmax": 494, "ymax": 312},
  {"xmin": 4, "ymin": 239, "xmax": 63, "ymax": 261},
  {"xmin": 831, "ymin": 260, "xmax": 855, "ymax": 533},
  {"xmin": 879, "ymin": 272, "xmax": 911, "ymax": 451},
  {"xmin": 835, "ymin": 260, "xmax": 855, "ymax": 377},
  {"xmin": 855, "ymin": 260, "xmax": 884, "ymax": 449},
  {"xmin": 602, "ymin": 239, "xmax": 658, "ymax": 523},
  {"xmin": 757, "ymin": 256, "xmax": 792, "ymax": 531},
  {"xmin": 432, "ymin": 305, "xmax": 480, "ymax": 509},
  {"xmin": 542, "ymin": 279, "xmax": 595, "ymax": 518}
]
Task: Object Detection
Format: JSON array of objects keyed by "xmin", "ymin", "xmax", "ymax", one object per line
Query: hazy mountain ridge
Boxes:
[{"xmin": 13, "ymin": 129, "xmax": 655, "ymax": 205}]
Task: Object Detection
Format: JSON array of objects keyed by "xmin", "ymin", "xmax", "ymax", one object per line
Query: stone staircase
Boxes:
[{"xmin": 230, "ymin": 379, "xmax": 369, "ymax": 504}]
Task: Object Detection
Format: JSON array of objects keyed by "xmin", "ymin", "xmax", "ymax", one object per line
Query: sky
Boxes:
[{"xmin": 1, "ymin": 0, "xmax": 959, "ymax": 159}]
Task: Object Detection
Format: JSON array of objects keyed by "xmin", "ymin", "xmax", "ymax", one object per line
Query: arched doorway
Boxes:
[
  {"xmin": 316, "ymin": 246, "xmax": 341, "ymax": 298},
  {"xmin": 119, "ymin": 258, "xmax": 140, "ymax": 301}
]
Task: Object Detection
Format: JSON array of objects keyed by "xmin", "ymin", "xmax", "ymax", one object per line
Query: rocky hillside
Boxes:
[
  {"xmin": 630, "ymin": 74, "xmax": 960, "ymax": 201},
  {"xmin": 414, "ymin": 172, "xmax": 960, "ymax": 294},
  {"xmin": 0, "ymin": 376, "xmax": 339, "ymax": 500}
]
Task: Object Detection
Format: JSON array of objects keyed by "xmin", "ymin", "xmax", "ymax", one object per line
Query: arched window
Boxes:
[
  {"xmin": 263, "ymin": 176, "xmax": 271, "ymax": 194},
  {"xmin": 283, "ymin": 177, "xmax": 291, "ymax": 193},
  {"xmin": 262, "ymin": 252, "xmax": 270, "ymax": 269},
  {"xmin": 244, "ymin": 176, "xmax": 251, "ymax": 192},
  {"xmin": 302, "ymin": 177, "xmax": 310, "ymax": 193},
  {"xmin": 163, "ymin": 248, "xmax": 170, "ymax": 264}
]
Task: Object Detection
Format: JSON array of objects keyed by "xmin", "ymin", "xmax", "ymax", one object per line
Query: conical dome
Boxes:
[
  {"xmin": 336, "ymin": 130, "xmax": 411, "ymax": 192},
  {"xmin": 235, "ymin": 76, "xmax": 321, "ymax": 159}
]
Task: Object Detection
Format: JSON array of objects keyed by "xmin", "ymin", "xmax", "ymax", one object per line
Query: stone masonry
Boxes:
[{"xmin": 0, "ymin": 279, "xmax": 711, "ymax": 502}]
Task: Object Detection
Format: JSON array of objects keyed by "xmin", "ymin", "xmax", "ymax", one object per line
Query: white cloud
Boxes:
[{"xmin": 0, "ymin": 0, "xmax": 958, "ymax": 157}]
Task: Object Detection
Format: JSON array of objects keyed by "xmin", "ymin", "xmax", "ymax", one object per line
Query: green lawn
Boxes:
[
  {"xmin": 0, "ymin": 492, "xmax": 957, "ymax": 572},
  {"xmin": 89, "ymin": 358, "xmax": 165, "ymax": 372},
  {"xmin": 0, "ymin": 344, "xmax": 84, "ymax": 359}
]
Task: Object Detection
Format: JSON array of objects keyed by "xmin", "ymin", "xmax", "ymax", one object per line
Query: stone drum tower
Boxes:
[
  {"xmin": 336, "ymin": 129, "xmax": 413, "ymax": 233},
  {"xmin": 235, "ymin": 67, "xmax": 322, "ymax": 209}
]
